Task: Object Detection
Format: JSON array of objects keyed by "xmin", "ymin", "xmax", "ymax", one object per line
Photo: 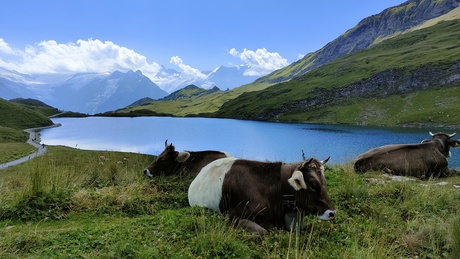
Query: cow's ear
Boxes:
[
  {"xmin": 288, "ymin": 170, "xmax": 307, "ymax": 191},
  {"xmin": 299, "ymin": 159, "xmax": 312, "ymax": 171},
  {"xmin": 176, "ymin": 151, "xmax": 190, "ymax": 163},
  {"xmin": 449, "ymin": 140, "xmax": 460, "ymax": 148}
]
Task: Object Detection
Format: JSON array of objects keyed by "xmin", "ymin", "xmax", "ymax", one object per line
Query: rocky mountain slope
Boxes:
[
  {"xmin": 255, "ymin": 0, "xmax": 460, "ymax": 85},
  {"xmin": 214, "ymin": 19, "xmax": 460, "ymax": 127}
]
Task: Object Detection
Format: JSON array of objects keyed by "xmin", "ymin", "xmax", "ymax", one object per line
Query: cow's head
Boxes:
[
  {"xmin": 427, "ymin": 132, "xmax": 460, "ymax": 157},
  {"xmin": 143, "ymin": 140, "xmax": 191, "ymax": 177},
  {"xmin": 287, "ymin": 157, "xmax": 336, "ymax": 221}
]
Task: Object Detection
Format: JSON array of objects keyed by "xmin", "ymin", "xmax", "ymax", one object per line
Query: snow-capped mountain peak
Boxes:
[{"xmin": 0, "ymin": 68, "xmax": 167, "ymax": 114}]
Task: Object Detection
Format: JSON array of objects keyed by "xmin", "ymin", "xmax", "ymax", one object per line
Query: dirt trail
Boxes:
[{"xmin": 0, "ymin": 124, "xmax": 61, "ymax": 170}]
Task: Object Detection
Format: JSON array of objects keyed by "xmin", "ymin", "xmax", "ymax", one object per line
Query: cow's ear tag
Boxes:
[
  {"xmin": 176, "ymin": 151, "xmax": 191, "ymax": 163},
  {"xmin": 288, "ymin": 171, "xmax": 307, "ymax": 191}
]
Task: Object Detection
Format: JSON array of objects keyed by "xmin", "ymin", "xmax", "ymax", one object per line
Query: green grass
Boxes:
[
  {"xmin": 1, "ymin": 145, "xmax": 460, "ymax": 258},
  {"xmin": 0, "ymin": 126, "xmax": 36, "ymax": 164},
  {"xmin": 281, "ymin": 87, "xmax": 460, "ymax": 127},
  {"xmin": 117, "ymin": 91, "xmax": 229, "ymax": 116},
  {"xmin": 0, "ymin": 142, "xmax": 36, "ymax": 164},
  {"xmin": 0, "ymin": 98, "xmax": 53, "ymax": 129},
  {"xmin": 0, "ymin": 126, "xmax": 28, "ymax": 143}
]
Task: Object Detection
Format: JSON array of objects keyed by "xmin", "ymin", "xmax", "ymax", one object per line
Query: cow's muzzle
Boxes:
[
  {"xmin": 144, "ymin": 168, "xmax": 153, "ymax": 178},
  {"xmin": 318, "ymin": 210, "xmax": 336, "ymax": 221}
]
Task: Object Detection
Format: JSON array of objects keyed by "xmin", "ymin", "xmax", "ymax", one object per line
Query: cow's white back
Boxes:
[{"xmin": 188, "ymin": 157, "xmax": 237, "ymax": 212}]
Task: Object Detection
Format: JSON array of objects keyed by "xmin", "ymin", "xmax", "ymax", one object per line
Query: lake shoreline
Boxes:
[{"xmin": 90, "ymin": 113, "xmax": 460, "ymax": 131}]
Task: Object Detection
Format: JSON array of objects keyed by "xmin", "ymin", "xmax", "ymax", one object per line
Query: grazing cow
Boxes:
[
  {"xmin": 354, "ymin": 132, "xmax": 460, "ymax": 179},
  {"xmin": 143, "ymin": 140, "xmax": 232, "ymax": 177},
  {"xmin": 188, "ymin": 156, "xmax": 336, "ymax": 234}
]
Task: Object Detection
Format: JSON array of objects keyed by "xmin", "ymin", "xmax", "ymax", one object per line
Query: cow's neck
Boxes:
[
  {"xmin": 280, "ymin": 163, "xmax": 300, "ymax": 193},
  {"xmin": 280, "ymin": 163, "xmax": 303, "ymax": 211},
  {"xmin": 173, "ymin": 152, "xmax": 198, "ymax": 173},
  {"xmin": 173, "ymin": 162, "xmax": 186, "ymax": 174}
]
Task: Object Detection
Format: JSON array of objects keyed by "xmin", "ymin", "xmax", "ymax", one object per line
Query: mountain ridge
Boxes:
[
  {"xmin": 253, "ymin": 0, "xmax": 460, "ymax": 85},
  {"xmin": 214, "ymin": 19, "xmax": 460, "ymax": 127},
  {"xmin": 0, "ymin": 69, "xmax": 168, "ymax": 114}
]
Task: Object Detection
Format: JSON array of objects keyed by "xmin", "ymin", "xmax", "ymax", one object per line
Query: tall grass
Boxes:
[
  {"xmin": 453, "ymin": 214, "xmax": 460, "ymax": 258},
  {"xmin": 1, "ymin": 147, "xmax": 460, "ymax": 257}
]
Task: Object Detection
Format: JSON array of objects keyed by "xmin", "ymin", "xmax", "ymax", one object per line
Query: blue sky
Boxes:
[{"xmin": 0, "ymin": 0, "xmax": 407, "ymax": 89}]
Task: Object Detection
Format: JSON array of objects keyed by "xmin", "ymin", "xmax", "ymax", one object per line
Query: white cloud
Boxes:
[
  {"xmin": 0, "ymin": 39, "xmax": 290, "ymax": 93},
  {"xmin": 0, "ymin": 38, "xmax": 214, "ymax": 93},
  {"xmin": 228, "ymin": 48, "xmax": 239, "ymax": 57},
  {"xmin": 0, "ymin": 38, "xmax": 15, "ymax": 54},
  {"xmin": 229, "ymin": 48, "xmax": 289, "ymax": 76},
  {"xmin": 170, "ymin": 56, "xmax": 206, "ymax": 80},
  {"xmin": 0, "ymin": 38, "xmax": 162, "ymax": 82}
]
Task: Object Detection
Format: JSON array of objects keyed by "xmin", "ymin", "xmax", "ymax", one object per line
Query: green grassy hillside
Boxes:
[
  {"xmin": 281, "ymin": 87, "xmax": 460, "ymax": 127},
  {"xmin": 0, "ymin": 98, "xmax": 54, "ymax": 129},
  {"xmin": 0, "ymin": 126, "xmax": 33, "ymax": 163},
  {"xmin": 115, "ymin": 83, "xmax": 264, "ymax": 117},
  {"xmin": 0, "ymin": 98, "xmax": 56, "ymax": 164},
  {"xmin": 0, "ymin": 126, "xmax": 28, "ymax": 143},
  {"xmin": 214, "ymin": 19, "xmax": 460, "ymax": 127},
  {"xmin": 9, "ymin": 98, "xmax": 61, "ymax": 117}
]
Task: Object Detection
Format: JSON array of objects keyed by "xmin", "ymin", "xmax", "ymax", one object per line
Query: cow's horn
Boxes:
[
  {"xmin": 164, "ymin": 139, "xmax": 168, "ymax": 147},
  {"xmin": 322, "ymin": 156, "xmax": 330, "ymax": 165},
  {"xmin": 449, "ymin": 133, "xmax": 457, "ymax": 138},
  {"xmin": 429, "ymin": 131, "xmax": 434, "ymax": 137}
]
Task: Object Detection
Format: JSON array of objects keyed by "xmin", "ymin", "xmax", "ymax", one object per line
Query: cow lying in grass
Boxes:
[
  {"xmin": 188, "ymin": 156, "xmax": 336, "ymax": 234},
  {"xmin": 354, "ymin": 132, "xmax": 460, "ymax": 179}
]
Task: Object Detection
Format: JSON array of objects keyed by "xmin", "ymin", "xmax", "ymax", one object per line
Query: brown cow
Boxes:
[
  {"xmin": 188, "ymin": 156, "xmax": 336, "ymax": 234},
  {"xmin": 143, "ymin": 140, "xmax": 232, "ymax": 177},
  {"xmin": 354, "ymin": 132, "xmax": 460, "ymax": 179}
]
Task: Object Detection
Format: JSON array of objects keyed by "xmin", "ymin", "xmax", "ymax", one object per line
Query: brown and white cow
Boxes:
[
  {"xmin": 143, "ymin": 140, "xmax": 232, "ymax": 177},
  {"xmin": 188, "ymin": 156, "xmax": 336, "ymax": 234},
  {"xmin": 354, "ymin": 132, "xmax": 460, "ymax": 179}
]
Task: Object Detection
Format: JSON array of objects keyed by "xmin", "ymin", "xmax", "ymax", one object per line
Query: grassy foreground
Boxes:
[{"xmin": 1, "ymin": 146, "xmax": 460, "ymax": 258}]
